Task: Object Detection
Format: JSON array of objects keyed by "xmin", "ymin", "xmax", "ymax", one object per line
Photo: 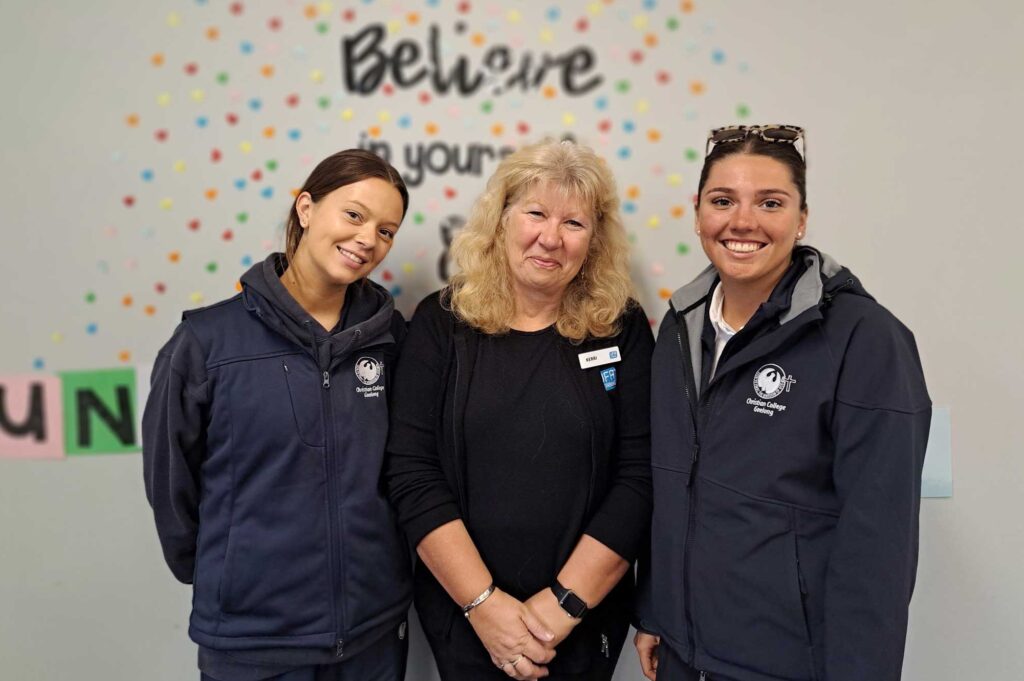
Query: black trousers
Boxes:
[{"xmin": 655, "ymin": 642, "xmax": 741, "ymax": 681}]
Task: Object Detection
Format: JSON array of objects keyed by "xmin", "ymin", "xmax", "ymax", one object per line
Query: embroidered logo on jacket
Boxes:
[
  {"xmin": 354, "ymin": 357, "xmax": 385, "ymax": 398},
  {"xmin": 748, "ymin": 364, "xmax": 796, "ymax": 417}
]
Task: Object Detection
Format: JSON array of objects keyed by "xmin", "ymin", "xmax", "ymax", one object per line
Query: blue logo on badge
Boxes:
[
  {"xmin": 601, "ymin": 367, "xmax": 617, "ymax": 391},
  {"xmin": 609, "ymin": 350, "xmax": 619, "ymax": 360}
]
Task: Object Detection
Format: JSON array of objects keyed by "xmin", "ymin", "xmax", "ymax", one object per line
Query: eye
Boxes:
[
  {"xmin": 378, "ymin": 227, "xmax": 395, "ymax": 241},
  {"xmin": 761, "ymin": 198, "xmax": 783, "ymax": 209},
  {"xmin": 710, "ymin": 197, "xmax": 733, "ymax": 208},
  {"xmin": 527, "ymin": 210, "xmax": 544, "ymax": 218},
  {"xmin": 345, "ymin": 210, "xmax": 363, "ymax": 222},
  {"xmin": 565, "ymin": 219, "xmax": 586, "ymax": 230}
]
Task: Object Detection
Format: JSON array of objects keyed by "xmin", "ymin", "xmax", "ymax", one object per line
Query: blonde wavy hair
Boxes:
[{"xmin": 446, "ymin": 139, "xmax": 634, "ymax": 341}]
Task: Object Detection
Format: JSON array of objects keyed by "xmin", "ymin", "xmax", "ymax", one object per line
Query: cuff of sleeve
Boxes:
[
  {"xmin": 584, "ymin": 503, "xmax": 651, "ymax": 563},
  {"xmin": 404, "ymin": 502, "xmax": 463, "ymax": 549}
]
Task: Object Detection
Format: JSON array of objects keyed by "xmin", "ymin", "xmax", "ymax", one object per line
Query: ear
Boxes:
[
  {"xmin": 796, "ymin": 206, "xmax": 809, "ymax": 241},
  {"xmin": 295, "ymin": 191, "xmax": 314, "ymax": 228}
]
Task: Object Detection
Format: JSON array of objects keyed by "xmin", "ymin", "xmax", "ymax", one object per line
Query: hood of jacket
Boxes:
[{"xmin": 239, "ymin": 253, "xmax": 396, "ymax": 371}]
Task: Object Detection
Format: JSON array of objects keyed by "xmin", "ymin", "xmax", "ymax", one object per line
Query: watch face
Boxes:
[{"xmin": 559, "ymin": 591, "xmax": 588, "ymax": 619}]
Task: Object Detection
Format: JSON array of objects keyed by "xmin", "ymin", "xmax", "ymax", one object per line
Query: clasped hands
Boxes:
[{"xmin": 467, "ymin": 586, "xmax": 579, "ymax": 680}]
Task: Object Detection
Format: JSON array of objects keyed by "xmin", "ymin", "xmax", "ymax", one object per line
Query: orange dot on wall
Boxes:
[
  {"xmin": 204, "ymin": 188, "xmax": 218, "ymax": 200},
  {"xmin": 644, "ymin": 33, "xmax": 658, "ymax": 47},
  {"xmin": 168, "ymin": 251, "xmax": 181, "ymax": 263},
  {"xmin": 626, "ymin": 186, "xmax": 640, "ymax": 200},
  {"xmin": 425, "ymin": 122, "xmax": 439, "ymax": 135},
  {"xmin": 470, "ymin": 33, "xmax": 485, "ymax": 46},
  {"xmin": 262, "ymin": 126, "xmax": 276, "ymax": 138},
  {"xmin": 368, "ymin": 125, "xmax": 382, "ymax": 138},
  {"xmin": 689, "ymin": 80, "xmax": 706, "ymax": 95},
  {"xmin": 681, "ymin": 1, "xmax": 695, "ymax": 13},
  {"xmin": 150, "ymin": 53, "xmax": 164, "ymax": 67},
  {"xmin": 118, "ymin": 350, "xmax": 132, "ymax": 363},
  {"xmin": 122, "ymin": 295, "xmax": 133, "ymax": 307},
  {"xmin": 491, "ymin": 123, "xmax": 504, "ymax": 137},
  {"xmin": 303, "ymin": 4, "xmax": 317, "ymax": 19},
  {"xmin": 125, "ymin": 113, "xmax": 140, "ymax": 127},
  {"xmin": 144, "ymin": 305, "xmax": 157, "ymax": 316},
  {"xmin": 407, "ymin": 12, "xmax": 420, "ymax": 24},
  {"xmin": 542, "ymin": 85, "xmax": 557, "ymax": 99},
  {"xmin": 671, "ymin": 205, "xmax": 686, "ymax": 218},
  {"xmin": 205, "ymin": 26, "xmax": 220, "ymax": 40},
  {"xmin": 658, "ymin": 288, "xmax": 673, "ymax": 300},
  {"xmin": 261, "ymin": 64, "xmax": 275, "ymax": 78},
  {"xmin": 235, "ymin": 281, "xmax": 243, "ymax": 293},
  {"xmin": 647, "ymin": 129, "xmax": 662, "ymax": 142}
]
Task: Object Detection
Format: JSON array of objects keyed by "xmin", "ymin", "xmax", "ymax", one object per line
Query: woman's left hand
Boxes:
[{"xmin": 524, "ymin": 588, "xmax": 580, "ymax": 649}]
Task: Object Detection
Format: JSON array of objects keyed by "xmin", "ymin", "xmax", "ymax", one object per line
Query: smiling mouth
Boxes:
[
  {"xmin": 528, "ymin": 256, "xmax": 560, "ymax": 269},
  {"xmin": 338, "ymin": 246, "xmax": 367, "ymax": 265},
  {"xmin": 722, "ymin": 240, "xmax": 766, "ymax": 253}
]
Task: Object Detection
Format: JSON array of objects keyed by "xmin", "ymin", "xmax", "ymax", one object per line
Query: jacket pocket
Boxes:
[
  {"xmin": 218, "ymin": 479, "xmax": 332, "ymax": 636},
  {"xmin": 282, "ymin": 360, "xmax": 325, "ymax": 448},
  {"xmin": 690, "ymin": 480, "xmax": 817, "ymax": 681}
]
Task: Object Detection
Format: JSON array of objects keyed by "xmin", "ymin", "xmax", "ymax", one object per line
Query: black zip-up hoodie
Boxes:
[
  {"xmin": 636, "ymin": 247, "xmax": 931, "ymax": 681},
  {"xmin": 142, "ymin": 254, "xmax": 411, "ymax": 666}
]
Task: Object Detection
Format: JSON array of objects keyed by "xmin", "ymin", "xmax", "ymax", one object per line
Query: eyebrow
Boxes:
[{"xmin": 705, "ymin": 187, "xmax": 793, "ymax": 197}]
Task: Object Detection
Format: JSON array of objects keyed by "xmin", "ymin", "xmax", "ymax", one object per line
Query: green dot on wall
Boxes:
[
  {"xmin": 736, "ymin": 103, "xmax": 751, "ymax": 118},
  {"xmin": 236, "ymin": 212, "xmax": 249, "ymax": 223},
  {"xmin": 317, "ymin": 96, "xmax": 331, "ymax": 110},
  {"xmin": 316, "ymin": 21, "xmax": 329, "ymax": 35},
  {"xmin": 481, "ymin": 100, "xmax": 493, "ymax": 114},
  {"xmin": 216, "ymin": 72, "xmax": 229, "ymax": 85},
  {"xmin": 266, "ymin": 159, "xmax": 278, "ymax": 171},
  {"xmin": 206, "ymin": 262, "xmax": 218, "ymax": 273},
  {"xmin": 616, "ymin": 80, "xmax": 631, "ymax": 93},
  {"xmin": 85, "ymin": 291, "xmax": 96, "ymax": 303},
  {"xmin": 413, "ymin": 212, "xmax": 425, "ymax": 224},
  {"xmin": 666, "ymin": 17, "xmax": 679, "ymax": 30},
  {"xmin": 685, "ymin": 148, "xmax": 699, "ymax": 162},
  {"xmin": 677, "ymin": 243, "xmax": 690, "ymax": 255}
]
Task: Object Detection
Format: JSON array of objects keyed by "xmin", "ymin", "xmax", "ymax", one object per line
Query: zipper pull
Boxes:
[
  {"xmin": 600, "ymin": 633, "xmax": 610, "ymax": 658},
  {"xmin": 687, "ymin": 443, "xmax": 700, "ymax": 487},
  {"xmin": 323, "ymin": 371, "xmax": 330, "ymax": 389},
  {"xmin": 699, "ymin": 672, "xmax": 708, "ymax": 681},
  {"xmin": 335, "ymin": 639, "xmax": 344, "ymax": 658},
  {"xmin": 398, "ymin": 621, "xmax": 407, "ymax": 640}
]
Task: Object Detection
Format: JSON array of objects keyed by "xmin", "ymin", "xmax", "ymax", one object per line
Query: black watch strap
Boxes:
[{"xmin": 551, "ymin": 579, "xmax": 588, "ymax": 619}]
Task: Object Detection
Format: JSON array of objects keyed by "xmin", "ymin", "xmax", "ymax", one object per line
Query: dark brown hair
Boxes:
[
  {"xmin": 285, "ymin": 149, "xmax": 409, "ymax": 263},
  {"xmin": 697, "ymin": 137, "xmax": 807, "ymax": 210}
]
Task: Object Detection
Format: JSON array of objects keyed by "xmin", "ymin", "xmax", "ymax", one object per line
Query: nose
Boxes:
[
  {"xmin": 354, "ymin": 222, "xmax": 377, "ymax": 249},
  {"xmin": 733, "ymin": 202, "xmax": 756, "ymax": 230},
  {"xmin": 537, "ymin": 218, "xmax": 562, "ymax": 249}
]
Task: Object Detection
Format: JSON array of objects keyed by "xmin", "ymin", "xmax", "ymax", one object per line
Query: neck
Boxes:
[
  {"xmin": 511, "ymin": 286, "xmax": 562, "ymax": 331},
  {"xmin": 280, "ymin": 256, "xmax": 347, "ymax": 332}
]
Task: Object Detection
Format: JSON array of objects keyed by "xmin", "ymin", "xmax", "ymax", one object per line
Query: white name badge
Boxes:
[{"xmin": 578, "ymin": 346, "xmax": 621, "ymax": 369}]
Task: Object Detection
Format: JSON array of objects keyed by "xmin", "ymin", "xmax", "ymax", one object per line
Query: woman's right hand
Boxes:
[
  {"xmin": 467, "ymin": 588, "xmax": 556, "ymax": 680},
  {"xmin": 634, "ymin": 631, "xmax": 661, "ymax": 680}
]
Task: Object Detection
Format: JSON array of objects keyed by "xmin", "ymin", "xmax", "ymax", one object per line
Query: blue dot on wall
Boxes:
[
  {"xmin": 398, "ymin": 115, "xmax": 412, "ymax": 128},
  {"xmin": 240, "ymin": 41, "xmax": 254, "ymax": 55},
  {"xmin": 196, "ymin": 116, "xmax": 209, "ymax": 128},
  {"xmin": 623, "ymin": 120, "xmax": 636, "ymax": 133},
  {"xmin": 594, "ymin": 96, "xmax": 608, "ymax": 111},
  {"xmin": 390, "ymin": 285, "xmax": 402, "ymax": 297},
  {"xmin": 33, "ymin": 357, "xmax": 45, "ymax": 370},
  {"xmin": 546, "ymin": 6, "xmax": 561, "ymax": 21},
  {"xmin": 617, "ymin": 146, "xmax": 632, "ymax": 160},
  {"xmin": 261, "ymin": 187, "xmax": 274, "ymax": 199},
  {"xmin": 140, "ymin": 169, "xmax": 154, "ymax": 182},
  {"xmin": 86, "ymin": 323, "xmax": 98, "ymax": 335},
  {"xmin": 426, "ymin": 0, "xmax": 440, "ymax": 7},
  {"xmin": 712, "ymin": 49, "xmax": 726, "ymax": 64},
  {"xmin": 241, "ymin": 255, "xmax": 253, "ymax": 266},
  {"xmin": 288, "ymin": 129, "xmax": 301, "ymax": 141},
  {"xmin": 623, "ymin": 201, "xmax": 637, "ymax": 214},
  {"xmin": 234, "ymin": 178, "xmax": 247, "ymax": 190},
  {"xmin": 643, "ymin": 0, "xmax": 657, "ymax": 9},
  {"xmin": 248, "ymin": 97, "xmax": 262, "ymax": 111}
]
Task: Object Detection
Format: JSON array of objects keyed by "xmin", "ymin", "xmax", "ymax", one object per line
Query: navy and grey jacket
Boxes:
[
  {"xmin": 636, "ymin": 247, "xmax": 931, "ymax": 681},
  {"xmin": 142, "ymin": 253, "xmax": 412, "ymax": 662}
]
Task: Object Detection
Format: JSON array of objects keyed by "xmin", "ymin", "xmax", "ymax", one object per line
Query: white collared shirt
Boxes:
[{"xmin": 707, "ymin": 283, "xmax": 739, "ymax": 379}]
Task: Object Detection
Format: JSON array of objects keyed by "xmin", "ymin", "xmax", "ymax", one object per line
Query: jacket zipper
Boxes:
[
  {"xmin": 317, "ymin": 356, "xmax": 345, "ymax": 657},
  {"xmin": 674, "ymin": 313, "xmax": 701, "ymax": 668}
]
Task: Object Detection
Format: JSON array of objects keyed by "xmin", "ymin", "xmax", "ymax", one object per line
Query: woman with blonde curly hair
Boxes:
[{"xmin": 385, "ymin": 139, "xmax": 653, "ymax": 681}]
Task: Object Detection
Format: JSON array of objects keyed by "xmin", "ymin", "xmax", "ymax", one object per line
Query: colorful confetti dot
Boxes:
[
  {"xmin": 205, "ymin": 26, "xmax": 220, "ymax": 40},
  {"xmin": 240, "ymin": 140, "xmax": 253, "ymax": 152},
  {"xmin": 287, "ymin": 129, "xmax": 301, "ymax": 140},
  {"xmin": 86, "ymin": 323, "xmax": 98, "ymax": 335},
  {"xmin": 122, "ymin": 295, "xmax": 133, "ymax": 307},
  {"xmin": 189, "ymin": 292, "xmax": 204, "ymax": 304},
  {"xmin": 261, "ymin": 64, "xmax": 275, "ymax": 77},
  {"xmin": 125, "ymin": 113, "xmax": 140, "ymax": 127},
  {"xmin": 676, "ymin": 242, "xmax": 690, "ymax": 255},
  {"xmin": 736, "ymin": 103, "xmax": 751, "ymax": 118},
  {"xmin": 51, "ymin": 332, "xmax": 64, "ymax": 344},
  {"xmin": 261, "ymin": 187, "xmax": 274, "ymax": 199},
  {"xmin": 159, "ymin": 198, "xmax": 173, "ymax": 210},
  {"xmin": 33, "ymin": 358, "xmax": 44, "ymax": 370},
  {"xmin": 671, "ymin": 205, "xmax": 686, "ymax": 218},
  {"xmin": 647, "ymin": 215, "xmax": 661, "ymax": 228},
  {"xmin": 647, "ymin": 129, "xmax": 662, "ymax": 142},
  {"xmin": 206, "ymin": 262, "xmax": 219, "ymax": 273},
  {"xmin": 689, "ymin": 80, "xmax": 706, "ymax": 95},
  {"xmin": 658, "ymin": 288, "xmax": 672, "ymax": 300},
  {"xmin": 668, "ymin": 173, "xmax": 683, "ymax": 186},
  {"xmin": 118, "ymin": 350, "xmax": 132, "ymax": 363},
  {"xmin": 234, "ymin": 178, "xmax": 247, "ymax": 190}
]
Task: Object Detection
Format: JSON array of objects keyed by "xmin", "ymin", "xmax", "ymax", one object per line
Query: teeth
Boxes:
[
  {"xmin": 723, "ymin": 240, "xmax": 763, "ymax": 253},
  {"xmin": 338, "ymin": 246, "xmax": 366, "ymax": 264}
]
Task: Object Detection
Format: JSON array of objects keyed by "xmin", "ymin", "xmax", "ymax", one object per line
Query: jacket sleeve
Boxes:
[
  {"xmin": 383, "ymin": 294, "xmax": 463, "ymax": 549},
  {"xmin": 825, "ymin": 311, "xmax": 931, "ymax": 681},
  {"xmin": 141, "ymin": 321, "xmax": 209, "ymax": 584},
  {"xmin": 582, "ymin": 303, "xmax": 655, "ymax": 563}
]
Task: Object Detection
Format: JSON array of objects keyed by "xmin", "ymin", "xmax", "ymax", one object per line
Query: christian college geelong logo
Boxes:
[
  {"xmin": 753, "ymin": 364, "xmax": 796, "ymax": 399},
  {"xmin": 354, "ymin": 357, "xmax": 382, "ymax": 385}
]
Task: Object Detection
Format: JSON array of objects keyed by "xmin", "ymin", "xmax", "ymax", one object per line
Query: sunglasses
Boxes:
[{"xmin": 705, "ymin": 125, "xmax": 806, "ymax": 161}]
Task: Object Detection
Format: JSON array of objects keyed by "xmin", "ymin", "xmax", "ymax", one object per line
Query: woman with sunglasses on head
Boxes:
[
  {"xmin": 143, "ymin": 149, "xmax": 413, "ymax": 681},
  {"xmin": 634, "ymin": 126, "xmax": 931, "ymax": 681}
]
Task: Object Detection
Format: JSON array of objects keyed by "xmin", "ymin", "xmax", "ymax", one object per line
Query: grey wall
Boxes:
[{"xmin": 1, "ymin": 0, "xmax": 1022, "ymax": 678}]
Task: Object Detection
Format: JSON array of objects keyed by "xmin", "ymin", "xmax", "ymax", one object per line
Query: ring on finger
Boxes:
[{"xmin": 509, "ymin": 655, "xmax": 523, "ymax": 667}]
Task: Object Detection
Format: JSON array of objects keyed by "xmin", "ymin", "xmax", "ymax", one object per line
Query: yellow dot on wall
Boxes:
[
  {"xmin": 506, "ymin": 9, "xmax": 522, "ymax": 22},
  {"xmin": 667, "ymin": 173, "xmax": 683, "ymax": 186},
  {"xmin": 310, "ymin": 69, "xmax": 324, "ymax": 83},
  {"xmin": 562, "ymin": 113, "xmax": 576, "ymax": 126},
  {"xmin": 378, "ymin": 110, "xmax": 391, "ymax": 123},
  {"xmin": 387, "ymin": 19, "xmax": 402, "ymax": 34},
  {"xmin": 340, "ymin": 108, "xmax": 354, "ymax": 121},
  {"xmin": 539, "ymin": 27, "xmax": 554, "ymax": 43},
  {"xmin": 166, "ymin": 12, "xmax": 180, "ymax": 27},
  {"xmin": 173, "ymin": 160, "xmax": 186, "ymax": 173},
  {"xmin": 51, "ymin": 332, "xmax": 64, "ymax": 344},
  {"xmin": 401, "ymin": 263, "xmax": 415, "ymax": 274},
  {"xmin": 648, "ymin": 215, "xmax": 661, "ymax": 228},
  {"xmin": 239, "ymin": 140, "xmax": 253, "ymax": 153},
  {"xmin": 190, "ymin": 89, "xmax": 205, "ymax": 102},
  {"xmin": 588, "ymin": 2, "xmax": 604, "ymax": 16},
  {"xmin": 632, "ymin": 14, "xmax": 649, "ymax": 29},
  {"xmin": 317, "ymin": 1, "xmax": 333, "ymax": 15},
  {"xmin": 635, "ymin": 99, "xmax": 650, "ymax": 113},
  {"xmin": 190, "ymin": 291, "xmax": 205, "ymax": 304},
  {"xmin": 159, "ymin": 198, "xmax": 173, "ymax": 211},
  {"xmin": 157, "ymin": 92, "xmax": 171, "ymax": 107}
]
